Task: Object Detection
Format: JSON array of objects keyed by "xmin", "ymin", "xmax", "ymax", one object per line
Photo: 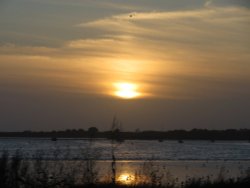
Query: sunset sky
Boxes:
[{"xmin": 0, "ymin": 0, "xmax": 250, "ymax": 131}]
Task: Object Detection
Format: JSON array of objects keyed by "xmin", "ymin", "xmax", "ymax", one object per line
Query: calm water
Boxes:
[
  {"xmin": 0, "ymin": 138, "xmax": 250, "ymax": 161},
  {"xmin": 1, "ymin": 138, "xmax": 250, "ymax": 181}
]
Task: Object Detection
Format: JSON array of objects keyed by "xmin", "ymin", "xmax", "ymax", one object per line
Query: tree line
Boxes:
[{"xmin": 0, "ymin": 128, "xmax": 250, "ymax": 140}]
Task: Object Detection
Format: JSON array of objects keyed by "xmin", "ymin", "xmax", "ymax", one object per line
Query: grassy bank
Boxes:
[{"xmin": 1, "ymin": 150, "xmax": 250, "ymax": 188}]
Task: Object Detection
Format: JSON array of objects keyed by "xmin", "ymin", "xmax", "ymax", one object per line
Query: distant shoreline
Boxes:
[
  {"xmin": 0, "ymin": 137, "xmax": 249, "ymax": 141},
  {"xmin": 0, "ymin": 129, "xmax": 249, "ymax": 140}
]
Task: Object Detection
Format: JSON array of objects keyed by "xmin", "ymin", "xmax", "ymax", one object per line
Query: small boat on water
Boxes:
[
  {"xmin": 158, "ymin": 139, "xmax": 163, "ymax": 142},
  {"xmin": 51, "ymin": 137, "xmax": 57, "ymax": 141},
  {"xmin": 178, "ymin": 140, "xmax": 183, "ymax": 143}
]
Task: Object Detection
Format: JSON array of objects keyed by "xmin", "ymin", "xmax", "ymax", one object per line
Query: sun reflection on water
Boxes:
[{"xmin": 117, "ymin": 173, "xmax": 135, "ymax": 184}]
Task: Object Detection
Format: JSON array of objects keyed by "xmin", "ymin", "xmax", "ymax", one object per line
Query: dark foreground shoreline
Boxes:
[{"xmin": 1, "ymin": 149, "xmax": 250, "ymax": 188}]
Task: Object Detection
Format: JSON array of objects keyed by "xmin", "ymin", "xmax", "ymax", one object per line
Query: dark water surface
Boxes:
[{"xmin": 0, "ymin": 138, "xmax": 250, "ymax": 160}]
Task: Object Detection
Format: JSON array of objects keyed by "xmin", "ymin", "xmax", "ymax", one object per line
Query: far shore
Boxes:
[{"xmin": 0, "ymin": 128, "xmax": 250, "ymax": 140}]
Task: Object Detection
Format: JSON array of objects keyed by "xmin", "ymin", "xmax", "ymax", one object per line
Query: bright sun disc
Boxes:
[{"xmin": 114, "ymin": 83, "xmax": 140, "ymax": 99}]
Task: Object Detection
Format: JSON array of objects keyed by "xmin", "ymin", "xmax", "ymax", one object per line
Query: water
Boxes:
[
  {"xmin": 0, "ymin": 138, "xmax": 250, "ymax": 161},
  {"xmin": 1, "ymin": 138, "xmax": 250, "ymax": 181}
]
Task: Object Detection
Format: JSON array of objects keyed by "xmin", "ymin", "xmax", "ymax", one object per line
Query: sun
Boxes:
[{"xmin": 114, "ymin": 82, "xmax": 140, "ymax": 99}]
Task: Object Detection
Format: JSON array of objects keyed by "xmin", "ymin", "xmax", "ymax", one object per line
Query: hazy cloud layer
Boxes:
[{"xmin": 0, "ymin": 1, "xmax": 250, "ymax": 130}]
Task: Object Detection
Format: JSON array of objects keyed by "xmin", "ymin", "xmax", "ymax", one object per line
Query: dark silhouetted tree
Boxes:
[{"xmin": 87, "ymin": 127, "xmax": 98, "ymax": 138}]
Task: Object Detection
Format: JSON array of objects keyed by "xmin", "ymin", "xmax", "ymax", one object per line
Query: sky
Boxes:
[{"xmin": 0, "ymin": 0, "xmax": 250, "ymax": 131}]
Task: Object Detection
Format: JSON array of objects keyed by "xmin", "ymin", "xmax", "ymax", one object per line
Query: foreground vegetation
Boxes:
[{"xmin": 0, "ymin": 150, "xmax": 250, "ymax": 188}]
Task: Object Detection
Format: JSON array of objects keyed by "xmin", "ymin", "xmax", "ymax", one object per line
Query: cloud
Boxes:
[
  {"xmin": 1, "ymin": 5, "xmax": 250, "ymax": 100},
  {"xmin": 204, "ymin": 0, "xmax": 250, "ymax": 8},
  {"xmin": 76, "ymin": 6, "xmax": 250, "ymax": 57},
  {"xmin": 79, "ymin": 6, "xmax": 250, "ymax": 34},
  {"xmin": 75, "ymin": 6, "xmax": 250, "ymax": 66},
  {"xmin": 204, "ymin": 0, "xmax": 213, "ymax": 7},
  {"xmin": 74, "ymin": 6, "xmax": 250, "ymax": 98}
]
